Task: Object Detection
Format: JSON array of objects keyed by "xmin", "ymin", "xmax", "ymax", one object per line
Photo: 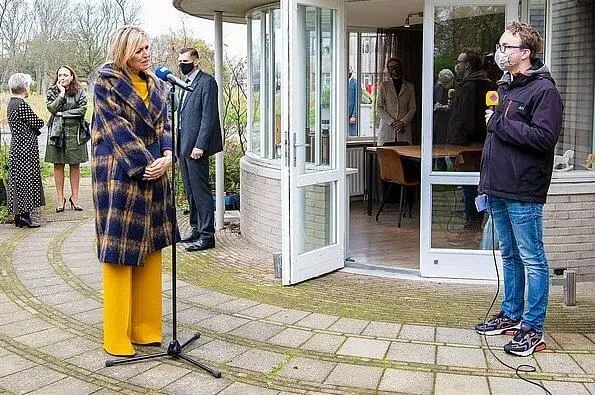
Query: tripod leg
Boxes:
[
  {"xmin": 105, "ymin": 351, "xmax": 168, "ymax": 367},
  {"xmin": 178, "ymin": 352, "xmax": 221, "ymax": 378},
  {"xmin": 179, "ymin": 333, "xmax": 201, "ymax": 349}
]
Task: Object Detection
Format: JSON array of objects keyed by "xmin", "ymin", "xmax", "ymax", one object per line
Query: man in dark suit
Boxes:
[
  {"xmin": 177, "ymin": 47, "xmax": 223, "ymax": 252},
  {"xmin": 347, "ymin": 65, "xmax": 358, "ymax": 137}
]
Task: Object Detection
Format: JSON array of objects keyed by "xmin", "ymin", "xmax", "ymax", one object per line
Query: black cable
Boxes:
[{"xmin": 480, "ymin": 205, "xmax": 551, "ymax": 394}]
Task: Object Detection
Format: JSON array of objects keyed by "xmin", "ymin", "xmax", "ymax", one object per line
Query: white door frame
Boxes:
[
  {"xmin": 420, "ymin": 0, "xmax": 519, "ymax": 280},
  {"xmin": 281, "ymin": 0, "xmax": 347, "ymax": 285}
]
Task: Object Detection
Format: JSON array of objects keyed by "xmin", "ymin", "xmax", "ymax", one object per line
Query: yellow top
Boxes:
[{"xmin": 130, "ymin": 73, "xmax": 149, "ymax": 106}]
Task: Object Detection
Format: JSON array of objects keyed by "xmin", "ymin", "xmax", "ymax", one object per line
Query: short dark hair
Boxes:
[
  {"xmin": 179, "ymin": 47, "xmax": 200, "ymax": 59},
  {"xmin": 460, "ymin": 49, "xmax": 482, "ymax": 71}
]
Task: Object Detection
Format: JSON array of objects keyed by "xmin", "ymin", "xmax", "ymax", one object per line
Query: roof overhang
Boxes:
[{"xmin": 173, "ymin": 0, "xmax": 276, "ymax": 24}]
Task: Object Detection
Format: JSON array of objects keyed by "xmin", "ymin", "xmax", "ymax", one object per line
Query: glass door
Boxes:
[
  {"xmin": 280, "ymin": 0, "xmax": 346, "ymax": 285},
  {"xmin": 420, "ymin": 0, "xmax": 518, "ymax": 280}
]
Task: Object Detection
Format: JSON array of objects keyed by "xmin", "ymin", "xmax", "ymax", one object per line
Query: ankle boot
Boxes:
[
  {"xmin": 19, "ymin": 212, "xmax": 41, "ymax": 228},
  {"xmin": 14, "ymin": 214, "xmax": 20, "ymax": 228}
]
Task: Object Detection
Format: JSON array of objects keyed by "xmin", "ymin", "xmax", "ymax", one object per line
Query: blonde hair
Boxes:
[
  {"xmin": 106, "ymin": 25, "xmax": 154, "ymax": 79},
  {"xmin": 8, "ymin": 73, "xmax": 33, "ymax": 94}
]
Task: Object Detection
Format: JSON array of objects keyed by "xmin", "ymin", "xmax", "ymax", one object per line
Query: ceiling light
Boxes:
[{"xmin": 404, "ymin": 16, "xmax": 410, "ymax": 28}]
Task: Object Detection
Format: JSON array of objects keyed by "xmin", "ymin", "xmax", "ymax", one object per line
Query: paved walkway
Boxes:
[{"xmin": 0, "ymin": 179, "xmax": 593, "ymax": 394}]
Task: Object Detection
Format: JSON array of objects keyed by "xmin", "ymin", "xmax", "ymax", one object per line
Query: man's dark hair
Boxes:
[
  {"xmin": 461, "ymin": 49, "xmax": 482, "ymax": 71},
  {"xmin": 179, "ymin": 47, "xmax": 200, "ymax": 58}
]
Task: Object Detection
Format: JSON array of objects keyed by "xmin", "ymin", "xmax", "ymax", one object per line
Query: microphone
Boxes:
[
  {"xmin": 447, "ymin": 88, "xmax": 456, "ymax": 105},
  {"xmin": 155, "ymin": 66, "xmax": 194, "ymax": 91},
  {"xmin": 486, "ymin": 90, "xmax": 499, "ymax": 110}
]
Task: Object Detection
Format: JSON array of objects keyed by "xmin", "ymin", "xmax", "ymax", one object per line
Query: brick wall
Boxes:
[
  {"xmin": 544, "ymin": 193, "xmax": 595, "ymax": 281},
  {"xmin": 240, "ymin": 159, "xmax": 282, "ymax": 253}
]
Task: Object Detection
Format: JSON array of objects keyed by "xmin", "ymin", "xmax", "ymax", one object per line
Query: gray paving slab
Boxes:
[
  {"xmin": 550, "ymin": 333, "xmax": 595, "ymax": 351},
  {"xmin": 378, "ymin": 368, "xmax": 434, "ymax": 393},
  {"xmin": 295, "ymin": 313, "xmax": 340, "ymax": 330},
  {"xmin": 267, "ymin": 309, "xmax": 311, "ymax": 325},
  {"xmin": 72, "ymin": 308, "xmax": 103, "ymax": 325},
  {"xmin": 55, "ymin": 297, "xmax": 102, "ymax": 314},
  {"xmin": 326, "ymin": 317, "xmax": 369, "ymax": 335},
  {"xmin": 584, "ymin": 382, "xmax": 594, "ymax": 394},
  {"xmin": 0, "ymin": 310, "xmax": 32, "ymax": 326},
  {"xmin": 324, "ymin": 363, "xmax": 383, "ymax": 390},
  {"xmin": 240, "ymin": 303, "xmax": 284, "ymax": 319},
  {"xmin": 0, "ymin": 317, "xmax": 54, "ymax": 337},
  {"xmin": 385, "ymin": 341, "xmax": 436, "ymax": 365},
  {"xmin": 362, "ymin": 321, "xmax": 401, "ymax": 338},
  {"xmin": 161, "ymin": 371, "xmax": 232, "ymax": 395},
  {"xmin": 488, "ymin": 377, "xmax": 545, "ymax": 395},
  {"xmin": 188, "ymin": 291, "xmax": 235, "ymax": 307},
  {"xmin": 28, "ymin": 376, "xmax": 102, "ymax": 395},
  {"xmin": 13, "ymin": 326, "xmax": 75, "ymax": 348},
  {"xmin": 65, "ymin": 347, "xmax": 111, "ymax": 372},
  {"xmin": 229, "ymin": 320, "xmax": 282, "ymax": 342},
  {"xmin": 300, "ymin": 333, "xmax": 346, "ymax": 354},
  {"xmin": 39, "ymin": 337, "xmax": 99, "ymax": 359},
  {"xmin": 268, "ymin": 328, "xmax": 314, "ymax": 348},
  {"xmin": 29, "ymin": 283, "xmax": 73, "ymax": 296},
  {"xmin": 176, "ymin": 306, "xmax": 217, "ymax": 324},
  {"xmin": 128, "ymin": 363, "xmax": 192, "ymax": 390},
  {"xmin": 0, "ymin": 365, "xmax": 66, "ymax": 394},
  {"xmin": 436, "ymin": 345, "xmax": 487, "ymax": 369},
  {"xmin": 23, "ymin": 276, "xmax": 65, "ymax": 289},
  {"xmin": 484, "ymin": 348, "xmax": 541, "ymax": 372},
  {"xmin": 480, "ymin": 333, "xmax": 512, "ymax": 348},
  {"xmin": 164, "ymin": 284, "xmax": 211, "ymax": 300},
  {"xmin": 216, "ymin": 298, "xmax": 260, "ymax": 313},
  {"xmin": 227, "ymin": 349, "xmax": 288, "ymax": 374},
  {"xmin": 277, "ymin": 356, "xmax": 336, "ymax": 383},
  {"xmin": 15, "ymin": 268, "xmax": 56, "ymax": 280},
  {"xmin": 38, "ymin": 290, "xmax": 88, "ymax": 306},
  {"xmin": 218, "ymin": 382, "xmax": 279, "ymax": 395},
  {"xmin": 571, "ymin": 353, "xmax": 595, "ymax": 374},
  {"xmin": 543, "ymin": 381, "xmax": 591, "ymax": 394},
  {"xmin": 97, "ymin": 360, "xmax": 161, "ymax": 381},
  {"xmin": 434, "ymin": 373, "xmax": 489, "ymax": 394},
  {"xmin": 196, "ymin": 314, "xmax": 250, "ymax": 333},
  {"xmin": 337, "ymin": 337, "xmax": 390, "ymax": 359},
  {"xmin": 534, "ymin": 352, "xmax": 585, "ymax": 374},
  {"xmin": 436, "ymin": 327, "xmax": 482, "ymax": 346},
  {"xmin": 0, "ymin": 354, "xmax": 37, "ymax": 377},
  {"xmin": 399, "ymin": 324, "xmax": 435, "ymax": 342},
  {"xmin": 187, "ymin": 339, "xmax": 248, "ymax": 363}
]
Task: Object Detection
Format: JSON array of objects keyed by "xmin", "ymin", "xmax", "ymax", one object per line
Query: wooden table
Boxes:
[{"xmin": 364, "ymin": 144, "xmax": 483, "ymax": 215}]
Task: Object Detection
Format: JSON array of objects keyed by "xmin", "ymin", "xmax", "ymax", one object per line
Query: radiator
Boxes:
[{"xmin": 346, "ymin": 146, "xmax": 365, "ymax": 197}]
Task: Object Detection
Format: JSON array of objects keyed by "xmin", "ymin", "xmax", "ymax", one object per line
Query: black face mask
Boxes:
[
  {"xmin": 389, "ymin": 68, "xmax": 402, "ymax": 79},
  {"xmin": 179, "ymin": 62, "xmax": 194, "ymax": 76}
]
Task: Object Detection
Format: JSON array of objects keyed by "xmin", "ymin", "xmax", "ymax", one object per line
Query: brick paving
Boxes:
[{"xmin": 0, "ymin": 178, "xmax": 593, "ymax": 393}]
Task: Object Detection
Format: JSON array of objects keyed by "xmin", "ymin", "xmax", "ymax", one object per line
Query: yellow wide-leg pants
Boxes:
[{"xmin": 102, "ymin": 250, "xmax": 162, "ymax": 356}]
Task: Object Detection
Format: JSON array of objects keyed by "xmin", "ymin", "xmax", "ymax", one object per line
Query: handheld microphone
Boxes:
[
  {"xmin": 486, "ymin": 90, "xmax": 499, "ymax": 110},
  {"xmin": 447, "ymin": 88, "xmax": 456, "ymax": 104},
  {"xmin": 155, "ymin": 66, "xmax": 194, "ymax": 92}
]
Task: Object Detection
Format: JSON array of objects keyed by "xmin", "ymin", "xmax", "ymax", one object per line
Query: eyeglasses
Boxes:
[{"xmin": 495, "ymin": 44, "xmax": 525, "ymax": 53}]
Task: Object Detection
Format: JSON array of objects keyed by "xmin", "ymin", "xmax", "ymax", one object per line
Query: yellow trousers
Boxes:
[{"xmin": 102, "ymin": 250, "xmax": 162, "ymax": 356}]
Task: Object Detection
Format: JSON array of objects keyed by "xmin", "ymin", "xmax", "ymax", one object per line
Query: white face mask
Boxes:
[{"xmin": 494, "ymin": 50, "xmax": 525, "ymax": 71}]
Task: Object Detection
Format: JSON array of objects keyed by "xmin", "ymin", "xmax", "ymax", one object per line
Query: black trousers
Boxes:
[{"xmin": 179, "ymin": 156, "xmax": 215, "ymax": 241}]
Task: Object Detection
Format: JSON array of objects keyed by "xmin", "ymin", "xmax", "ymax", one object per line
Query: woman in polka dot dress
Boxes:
[{"xmin": 6, "ymin": 73, "xmax": 45, "ymax": 227}]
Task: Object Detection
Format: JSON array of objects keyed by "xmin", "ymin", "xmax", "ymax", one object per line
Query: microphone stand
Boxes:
[{"xmin": 105, "ymin": 83, "xmax": 221, "ymax": 378}]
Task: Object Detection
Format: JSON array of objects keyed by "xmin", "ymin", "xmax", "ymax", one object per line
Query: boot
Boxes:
[{"xmin": 18, "ymin": 212, "xmax": 41, "ymax": 228}]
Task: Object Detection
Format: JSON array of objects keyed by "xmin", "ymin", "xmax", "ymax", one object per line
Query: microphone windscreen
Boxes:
[
  {"xmin": 155, "ymin": 66, "xmax": 172, "ymax": 81},
  {"xmin": 486, "ymin": 90, "xmax": 499, "ymax": 106},
  {"xmin": 447, "ymin": 89, "xmax": 456, "ymax": 99}
]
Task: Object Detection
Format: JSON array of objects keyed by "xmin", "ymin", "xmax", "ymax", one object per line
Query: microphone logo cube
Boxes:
[{"xmin": 486, "ymin": 91, "xmax": 499, "ymax": 106}]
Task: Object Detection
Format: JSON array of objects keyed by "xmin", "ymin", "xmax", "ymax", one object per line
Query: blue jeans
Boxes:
[{"xmin": 490, "ymin": 196, "xmax": 549, "ymax": 332}]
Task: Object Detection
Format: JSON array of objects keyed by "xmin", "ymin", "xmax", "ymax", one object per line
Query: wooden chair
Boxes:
[{"xmin": 375, "ymin": 148, "xmax": 420, "ymax": 228}]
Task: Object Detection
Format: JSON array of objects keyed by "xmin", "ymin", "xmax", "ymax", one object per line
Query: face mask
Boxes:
[
  {"xmin": 494, "ymin": 50, "xmax": 525, "ymax": 71},
  {"xmin": 348, "ymin": 72, "xmax": 352, "ymax": 78},
  {"xmin": 179, "ymin": 62, "xmax": 194, "ymax": 76},
  {"xmin": 454, "ymin": 63, "xmax": 467, "ymax": 77}
]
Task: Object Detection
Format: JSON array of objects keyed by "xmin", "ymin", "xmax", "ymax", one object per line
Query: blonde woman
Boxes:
[{"xmin": 91, "ymin": 25, "xmax": 175, "ymax": 357}]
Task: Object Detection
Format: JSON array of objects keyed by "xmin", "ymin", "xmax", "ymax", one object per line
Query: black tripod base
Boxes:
[{"xmin": 105, "ymin": 333, "xmax": 221, "ymax": 378}]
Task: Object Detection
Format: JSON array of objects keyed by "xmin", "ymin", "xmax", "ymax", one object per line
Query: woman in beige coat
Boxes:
[{"xmin": 376, "ymin": 58, "xmax": 417, "ymax": 146}]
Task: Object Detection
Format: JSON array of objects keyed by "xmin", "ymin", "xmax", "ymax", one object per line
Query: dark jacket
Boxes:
[
  {"xmin": 478, "ymin": 61, "xmax": 563, "ymax": 204},
  {"xmin": 178, "ymin": 70, "xmax": 223, "ymax": 158},
  {"xmin": 91, "ymin": 63, "xmax": 175, "ymax": 266},
  {"xmin": 447, "ymin": 70, "xmax": 495, "ymax": 146}
]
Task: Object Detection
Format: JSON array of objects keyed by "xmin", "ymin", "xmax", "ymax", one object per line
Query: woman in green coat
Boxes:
[{"xmin": 44, "ymin": 65, "xmax": 89, "ymax": 212}]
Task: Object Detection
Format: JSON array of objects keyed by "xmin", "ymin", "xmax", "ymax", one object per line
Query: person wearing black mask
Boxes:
[
  {"xmin": 176, "ymin": 47, "xmax": 222, "ymax": 251},
  {"xmin": 376, "ymin": 57, "xmax": 416, "ymax": 146}
]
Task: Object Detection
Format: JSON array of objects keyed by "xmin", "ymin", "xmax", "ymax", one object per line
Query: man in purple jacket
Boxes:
[{"xmin": 474, "ymin": 21, "xmax": 563, "ymax": 357}]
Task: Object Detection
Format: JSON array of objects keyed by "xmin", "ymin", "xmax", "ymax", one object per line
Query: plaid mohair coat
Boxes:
[{"xmin": 91, "ymin": 63, "xmax": 175, "ymax": 266}]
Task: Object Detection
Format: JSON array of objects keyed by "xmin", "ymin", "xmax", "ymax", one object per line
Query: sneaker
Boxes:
[
  {"xmin": 504, "ymin": 325, "xmax": 546, "ymax": 357},
  {"xmin": 475, "ymin": 311, "xmax": 521, "ymax": 336}
]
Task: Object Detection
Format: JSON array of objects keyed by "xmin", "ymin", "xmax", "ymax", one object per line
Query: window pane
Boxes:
[
  {"xmin": 250, "ymin": 14, "xmax": 262, "ymax": 156},
  {"xmin": 297, "ymin": 181, "xmax": 337, "ymax": 254},
  {"xmin": 550, "ymin": 1, "xmax": 594, "ymax": 171},
  {"xmin": 273, "ymin": 9, "xmax": 282, "ymax": 159}
]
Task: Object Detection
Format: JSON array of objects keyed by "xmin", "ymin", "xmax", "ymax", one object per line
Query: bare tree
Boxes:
[{"xmin": 222, "ymin": 56, "xmax": 247, "ymax": 154}]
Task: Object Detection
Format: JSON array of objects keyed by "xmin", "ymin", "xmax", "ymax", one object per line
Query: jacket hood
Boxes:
[
  {"xmin": 498, "ymin": 59, "xmax": 555, "ymax": 87},
  {"xmin": 462, "ymin": 69, "xmax": 490, "ymax": 83}
]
